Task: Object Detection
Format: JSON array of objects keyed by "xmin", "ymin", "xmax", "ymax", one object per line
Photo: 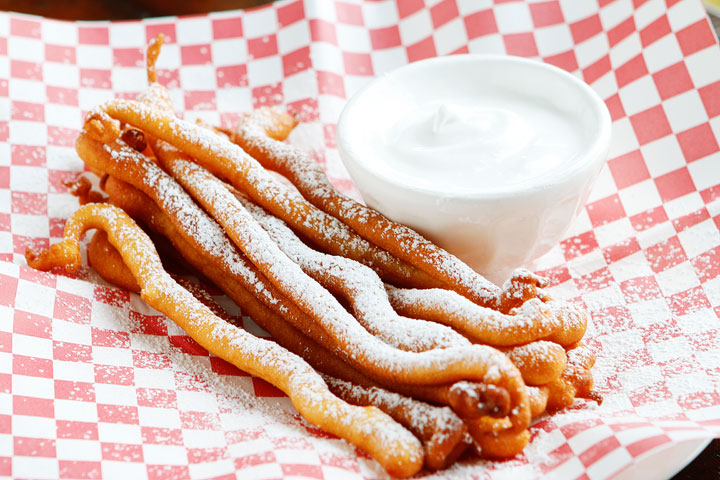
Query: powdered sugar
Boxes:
[
  {"xmin": 386, "ymin": 286, "xmax": 560, "ymax": 347},
  {"xmin": 103, "ymin": 99, "xmax": 419, "ymax": 285},
  {"xmin": 235, "ymin": 111, "xmax": 507, "ymax": 304},
  {"xmin": 324, "ymin": 374, "xmax": 466, "ymax": 447},
  {"xmin": 97, "ymin": 103, "xmax": 525, "ymax": 407},
  {"xmin": 44, "ymin": 203, "xmax": 423, "ymax": 472},
  {"xmin": 98, "ymin": 137, "xmax": 285, "ymax": 316},
  {"xmin": 230, "ymin": 183, "xmax": 468, "ymax": 353}
]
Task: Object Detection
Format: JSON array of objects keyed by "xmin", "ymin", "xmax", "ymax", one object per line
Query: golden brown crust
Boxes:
[
  {"xmin": 99, "ymin": 99, "xmax": 436, "ymax": 288},
  {"xmin": 102, "ymin": 174, "xmax": 514, "ymax": 421},
  {"xmin": 26, "ymin": 203, "xmax": 424, "ymax": 478},
  {"xmin": 503, "ymin": 341, "xmax": 567, "ymax": 386},
  {"xmin": 80, "ymin": 200, "xmax": 496, "ymax": 471},
  {"xmin": 78, "ymin": 130, "xmax": 530, "ymax": 432},
  {"xmin": 88, "ymin": 230, "xmax": 141, "ymax": 292}
]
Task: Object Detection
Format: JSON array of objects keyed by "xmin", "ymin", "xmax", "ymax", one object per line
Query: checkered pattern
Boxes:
[{"xmin": 1, "ymin": 0, "xmax": 720, "ymax": 478}]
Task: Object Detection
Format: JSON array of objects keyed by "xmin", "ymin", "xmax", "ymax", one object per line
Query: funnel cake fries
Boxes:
[
  {"xmin": 545, "ymin": 344, "xmax": 601, "ymax": 411},
  {"xmin": 81, "ymin": 229, "xmax": 474, "ymax": 472},
  {"xmin": 386, "ymin": 284, "xmax": 589, "ymax": 349},
  {"xmin": 225, "ymin": 180, "xmax": 569, "ymax": 387},
  {"xmin": 98, "ymin": 168, "xmax": 548, "ymax": 421},
  {"xmin": 77, "ymin": 130, "xmax": 321, "ymax": 336},
  {"xmin": 95, "ymin": 149, "xmax": 532, "ymax": 454},
  {"xmin": 153, "ymin": 139, "xmax": 564, "ymax": 395},
  {"xmin": 502, "ymin": 345, "xmax": 599, "ymax": 415},
  {"xmin": 77, "ymin": 130, "xmax": 531, "ymax": 434},
  {"xmin": 152, "ymin": 138, "xmax": 465, "ymax": 353},
  {"xmin": 93, "ymin": 100, "xmax": 437, "ymax": 289},
  {"xmin": 386, "ymin": 286, "xmax": 561, "ymax": 347},
  {"xmin": 25, "ymin": 204, "xmax": 424, "ymax": 478},
  {"xmin": 180, "ymin": 275, "xmax": 473, "ymax": 471},
  {"xmin": 217, "ymin": 185, "xmax": 568, "ymax": 388},
  {"xmin": 503, "ymin": 342, "xmax": 567, "ymax": 386},
  {"xmin": 232, "ymin": 184, "xmax": 468, "ymax": 352},
  {"xmin": 230, "ymin": 181, "xmax": 560, "ymax": 352},
  {"xmin": 229, "ymin": 109, "xmax": 593, "ymax": 356},
  {"xmin": 78, "ymin": 119, "xmax": 527, "ymax": 420},
  {"xmin": 540, "ymin": 300, "xmax": 590, "ymax": 347},
  {"xmin": 101, "ymin": 173, "xmax": 512, "ymax": 423},
  {"xmin": 98, "ymin": 179, "xmax": 519, "ymax": 459},
  {"xmin": 88, "ymin": 230, "xmax": 140, "ymax": 292},
  {"xmin": 324, "ymin": 375, "xmax": 471, "ymax": 471},
  {"xmin": 231, "ymin": 109, "xmax": 593, "ymax": 341}
]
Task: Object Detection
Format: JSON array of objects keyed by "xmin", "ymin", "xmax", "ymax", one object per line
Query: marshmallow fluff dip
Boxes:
[
  {"xmin": 383, "ymin": 95, "xmax": 585, "ymax": 193},
  {"xmin": 337, "ymin": 55, "xmax": 611, "ymax": 281}
]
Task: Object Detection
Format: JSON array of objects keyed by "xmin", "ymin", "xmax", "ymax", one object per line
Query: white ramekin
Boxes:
[{"xmin": 336, "ymin": 54, "xmax": 611, "ymax": 284}]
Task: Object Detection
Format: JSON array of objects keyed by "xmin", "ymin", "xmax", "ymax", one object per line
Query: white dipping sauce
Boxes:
[
  {"xmin": 382, "ymin": 95, "xmax": 584, "ymax": 192},
  {"xmin": 337, "ymin": 55, "xmax": 611, "ymax": 282}
]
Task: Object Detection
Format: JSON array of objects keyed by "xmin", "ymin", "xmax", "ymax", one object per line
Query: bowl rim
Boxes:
[{"xmin": 336, "ymin": 53, "xmax": 612, "ymax": 200}]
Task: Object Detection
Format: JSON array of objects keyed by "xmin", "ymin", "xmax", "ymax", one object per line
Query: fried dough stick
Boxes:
[
  {"xmin": 324, "ymin": 375, "xmax": 471, "ymax": 471},
  {"xmin": 93, "ymin": 99, "xmax": 437, "ymax": 289},
  {"xmin": 545, "ymin": 343, "xmax": 602, "ymax": 411},
  {"xmin": 502, "ymin": 341, "xmax": 566, "ymax": 386},
  {"xmin": 131, "ymin": 40, "xmax": 500, "ymax": 394},
  {"xmin": 25, "ymin": 203, "xmax": 424, "ymax": 478},
  {"xmin": 98, "ymin": 53, "xmax": 565, "ymax": 393},
  {"xmin": 230, "ymin": 184, "xmax": 574, "ymax": 390},
  {"xmin": 228, "ymin": 179, "xmax": 558, "ymax": 350},
  {"xmin": 492, "ymin": 344, "xmax": 601, "ymax": 418},
  {"xmin": 78, "ymin": 129, "xmax": 327, "ymax": 338},
  {"xmin": 84, "ymin": 231, "xmax": 473, "ymax": 471},
  {"xmin": 101, "ymin": 172, "xmax": 511, "ymax": 422},
  {"xmin": 221, "ymin": 181, "xmax": 568, "ymax": 387},
  {"xmin": 87, "ymin": 194, "xmax": 505, "ymax": 472},
  {"xmin": 454, "ymin": 346, "xmax": 599, "ymax": 458},
  {"xmin": 386, "ymin": 285, "xmax": 588, "ymax": 348},
  {"xmin": 230, "ymin": 108, "xmax": 595, "ymax": 353},
  {"xmin": 95, "ymin": 173, "xmax": 538, "ymax": 463},
  {"xmin": 76, "ymin": 132, "xmax": 530, "ymax": 433},
  {"xmin": 467, "ymin": 423, "xmax": 531, "ymax": 459},
  {"xmin": 464, "ymin": 345, "xmax": 599, "ymax": 460},
  {"xmin": 390, "ymin": 289, "xmax": 544, "ymax": 346},
  {"xmin": 88, "ymin": 230, "xmax": 140, "ymax": 292},
  {"xmin": 231, "ymin": 107, "xmax": 546, "ymax": 311},
  {"xmin": 151, "ymin": 138, "xmax": 465, "ymax": 353},
  {"xmin": 140, "ymin": 35, "xmax": 572, "ymax": 394},
  {"xmin": 180, "ymin": 277, "xmax": 473, "ymax": 470},
  {"xmin": 78, "ymin": 136, "xmax": 524, "ymax": 426}
]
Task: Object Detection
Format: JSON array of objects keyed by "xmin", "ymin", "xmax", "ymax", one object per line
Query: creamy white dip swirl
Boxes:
[{"xmin": 381, "ymin": 95, "xmax": 584, "ymax": 192}]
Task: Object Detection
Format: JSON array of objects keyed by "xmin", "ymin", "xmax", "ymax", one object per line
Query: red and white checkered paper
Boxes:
[{"xmin": 1, "ymin": 0, "xmax": 720, "ymax": 478}]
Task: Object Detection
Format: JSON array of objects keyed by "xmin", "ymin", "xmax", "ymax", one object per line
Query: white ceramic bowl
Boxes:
[{"xmin": 337, "ymin": 54, "xmax": 611, "ymax": 284}]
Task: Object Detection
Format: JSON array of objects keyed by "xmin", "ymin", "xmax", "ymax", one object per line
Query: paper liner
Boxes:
[{"xmin": 1, "ymin": 0, "xmax": 720, "ymax": 478}]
